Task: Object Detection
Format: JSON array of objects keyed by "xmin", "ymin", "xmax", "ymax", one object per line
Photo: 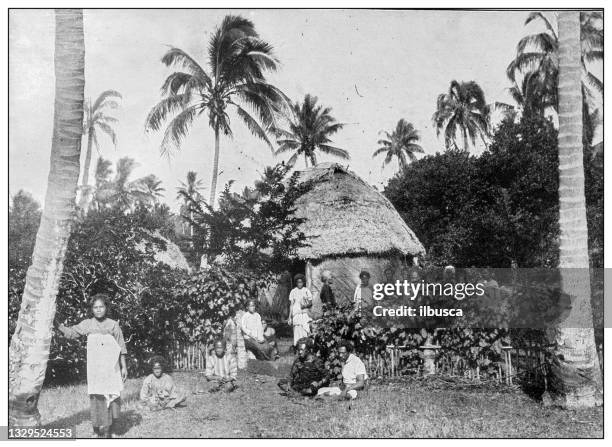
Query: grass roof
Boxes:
[{"xmin": 291, "ymin": 163, "xmax": 425, "ymax": 260}]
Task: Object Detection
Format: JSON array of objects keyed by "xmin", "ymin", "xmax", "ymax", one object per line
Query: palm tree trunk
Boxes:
[
  {"xmin": 77, "ymin": 130, "xmax": 94, "ymax": 212},
  {"xmin": 209, "ymin": 125, "xmax": 220, "ymax": 209},
  {"xmin": 9, "ymin": 9, "xmax": 85, "ymax": 426},
  {"xmin": 304, "ymin": 153, "xmax": 308, "ymax": 168},
  {"xmin": 544, "ymin": 11, "xmax": 599, "ymax": 409}
]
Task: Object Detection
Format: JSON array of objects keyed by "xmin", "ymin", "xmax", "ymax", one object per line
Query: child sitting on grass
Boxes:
[
  {"xmin": 205, "ymin": 339, "xmax": 238, "ymax": 393},
  {"xmin": 139, "ymin": 356, "xmax": 186, "ymax": 411}
]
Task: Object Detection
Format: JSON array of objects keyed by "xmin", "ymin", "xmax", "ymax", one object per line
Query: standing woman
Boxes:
[
  {"xmin": 57, "ymin": 293, "xmax": 127, "ymax": 438},
  {"xmin": 288, "ymin": 274, "xmax": 313, "ymax": 346}
]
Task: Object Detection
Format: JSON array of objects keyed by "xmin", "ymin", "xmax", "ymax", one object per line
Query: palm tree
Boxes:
[
  {"xmin": 506, "ymin": 12, "xmax": 602, "ymax": 120},
  {"xmin": 78, "ymin": 90, "xmax": 122, "ymax": 211},
  {"xmin": 272, "ymin": 94, "xmax": 348, "ymax": 168},
  {"xmin": 177, "ymin": 171, "xmax": 205, "ymax": 237},
  {"xmin": 508, "ymin": 71, "xmax": 557, "ymax": 117},
  {"xmin": 145, "ymin": 15, "xmax": 288, "ymax": 208},
  {"xmin": 372, "ymin": 119, "xmax": 424, "ymax": 172},
  {"xmin": 545, "ymin": 11, "xmax": 599, "ymax": 409},
  {"xmin": 94, "ymin": 157, "xmax": 113, "ymax": 187},
  {"xmin": 9, "ymin": 9, "xmax": 85, "ymax": 426},
  {"xmin": 95, "ymin": 157, "xmax": 157, "ymax": 212},
  {"xmin": 177, "ymin": 171, "xmax": 204, "ymax": 203},
  {"xmin": 432, "ymin": 80, "xmax": 491, "ymax": 151},
  {"xmin": 139, "ymin": 174, "xmax": 165, "ymax": 204}
]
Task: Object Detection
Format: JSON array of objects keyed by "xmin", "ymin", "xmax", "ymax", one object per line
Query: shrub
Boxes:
[{"xmin": 8, "ymin": 209, "xmax": 264, "ymax": 384}]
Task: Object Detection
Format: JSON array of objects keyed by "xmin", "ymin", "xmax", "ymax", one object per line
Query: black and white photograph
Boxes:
[{"xmin": 3, "ymin": 4, "xmax": 607, "ymax": 440}]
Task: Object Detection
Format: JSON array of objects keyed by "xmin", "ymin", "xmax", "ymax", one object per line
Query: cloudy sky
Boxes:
[{"xmin": 9, "ymin": 9, "xmax": 598, "ymax": 211}]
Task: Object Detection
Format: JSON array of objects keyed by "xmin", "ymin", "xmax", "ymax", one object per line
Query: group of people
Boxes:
[
  {"xmin": 55, "ymin": 269, "xmax": 374, "ymax": 437},
  {"xmin": 278, "ymin": 337, "xmax": 368, "ymax": 400},
  {"xmin": 284, "ymin": 269, "xmax": 375, "ymax": 346}
]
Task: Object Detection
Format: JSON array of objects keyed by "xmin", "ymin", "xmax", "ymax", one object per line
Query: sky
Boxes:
[{"xmin": 8, "ymin": 9, "xmax": 600, "ymax": 211}]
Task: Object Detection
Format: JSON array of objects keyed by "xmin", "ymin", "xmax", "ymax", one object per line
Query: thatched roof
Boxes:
[{"xmin": 291, "ymin": 163, "xmax": 425, "ymax": 260}]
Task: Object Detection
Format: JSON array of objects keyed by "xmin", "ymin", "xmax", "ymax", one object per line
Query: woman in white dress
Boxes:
[{"xmin": 288, "ymin": 274, "xmax": 313, "ymax": 346}]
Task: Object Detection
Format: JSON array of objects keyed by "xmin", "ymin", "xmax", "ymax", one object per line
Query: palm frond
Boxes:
[
  {"xmin": 318, "ymin": 144, "xmax": 350, "ymax": 160},
  {"xmin": 274, "ymin": 140, "xmax": 300, "ymax": 154},
  {"xmin": 517, "ymin": 32, "xmax": 557, "ymax": 55},
  {"xmin": 145, "ymin": 93, "xmax": 192, "ymax": 132},
  {"xmin": 92, "ymin": 90, "xmax": 122, "ymax": 112},
  {"xmin": 161, "ymin": 72, "xmax": 203, "ymax": 96},
  {"xmin": 372, "ymin": 147, "xmax": 388, "ymax": 158},
  {"xmin": 208, "ymin": 15, "xmax": 258, "ymax": 79},
  {"xmin": 96, "ymin": 122, "xmax": 118, "ymax": 147},
  {"xmin": 161, "ymin": 48, "xmax": 212, "ymax": 87},
  {"xmin": 233, "ymin": 104, "xmax": 273, "ymax": 148},
  {"xmin": 524, "ymin": 12, "xmax": 558, "ymax": 40},
  {"xmin": 583, "ymin": 71, "xmax": 603, "ymax": 96},
  {"xmin": 159, "ymin": 105, "xmax": 201, "ymax": 157}
]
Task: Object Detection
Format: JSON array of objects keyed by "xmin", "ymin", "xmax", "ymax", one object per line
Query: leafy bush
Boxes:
[
  {"xmin": 180, "ymin": 163, "xmax": 310, "ymax": 275},
  {"xmin": 8, "ymin": 208, "xmax": 262, "ymax": 384}
]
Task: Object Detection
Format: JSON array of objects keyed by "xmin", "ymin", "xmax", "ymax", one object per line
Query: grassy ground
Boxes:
[{"xmin": 38, "ymin": 342, "xmax": 603, "ymax": 438}]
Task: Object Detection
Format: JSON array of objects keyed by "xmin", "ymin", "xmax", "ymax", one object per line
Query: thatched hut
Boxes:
[{"xmin": 290, "ymin": 163, "xmax": 425, "ymax": 316}]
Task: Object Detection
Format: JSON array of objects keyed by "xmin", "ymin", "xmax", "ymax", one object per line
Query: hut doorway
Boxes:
[{"xmin": 288, "ymin": 259, "xmax": 306, "ymax": 288}]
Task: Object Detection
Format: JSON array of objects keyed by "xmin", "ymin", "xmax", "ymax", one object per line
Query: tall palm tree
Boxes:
[
  {"xmin": 9, "ymin": 9, "xmax": 85, "ymax": 426},
  {"xmin": 145, "ymin": 15, "xmax": 288, "ymax": 208},
  {"xmin": 177, "ymin": 171, "xmax": 204, "ymax": 237},
  {"xmin": 372, "ymin": 119, "xmax": 424, "ymax": 172},
  {"xmin": 506, "ymin": 12, "xmax": 602, "ymax": 120},
  {"xmin": 95, "ymin": 157, "xmax": 157, "ymax": 212},
  {"xmin": 432, "ymin": 80, "xmax": 491, "ymax": 151},
  {"xmin": 272, "ymin": 94, "xmax": 349, "ymax": 168},
  {"xmin": 545, "ymin": 11, "xmax": 599, "ymax": 409},
  {"xmin": 78, "ymin": 90, "xmax": 121, "ymax": 211}
]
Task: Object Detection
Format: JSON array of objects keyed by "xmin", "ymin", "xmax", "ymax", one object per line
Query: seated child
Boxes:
[
  {"xmin": 205, "ymin": 339, "xmax": 238, "ymax": 393},
  {"xmin": 139, "ymin": 356, "xmax": 186, "ymax": 410}
]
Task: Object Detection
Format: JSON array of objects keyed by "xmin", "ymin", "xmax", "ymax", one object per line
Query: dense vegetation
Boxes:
[{"xmin": 385, "ymin": 114, "xmax": 603, "ymax": 270}]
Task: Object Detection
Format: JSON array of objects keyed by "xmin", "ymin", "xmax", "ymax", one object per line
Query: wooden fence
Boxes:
[
  {"xmin": 168, "ymin": 339, "xmax": 603, "ymax": 387},
  {"xmin": 368, "ymin": 344, "xmax": 603, "ymax": 385},
  {"xmin": 169, "ymin": 339, "xmax": 206, "ymax": 371}
]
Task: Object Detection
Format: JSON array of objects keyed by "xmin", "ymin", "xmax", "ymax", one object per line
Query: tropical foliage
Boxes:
[
  {"xmin": 373, "ymin": 119, "xmax": 423, "ymax": 172},
  {"xmin": 79, "ymin": 90, "xmax": 122, "ymax": 211},
  {"xmin": 432, "ymin": 80, "xmax": 491, "ymax": 151},
  {"xmin": 272, "ymin": 94, "xmax": 348, "ymax": 167},
  {"xmin": 178, "ymin": 162, "xmax": 310, "ymax": 274},
  {"xmin": 145, "ymin": 15, "xmax": 288, "ymax": 207},
  {"xmin": 506, "ymin": 12, "xmax": 603, "ymax": 102},
  {"xmin": 9, "ymin": 191, "xmax": 42, "ymax": 269},
  {"xmin": 8, "ymin": 207, "xmax": 259, "ymax": 383},
  {"xmin": 94, "ymin": 157, "xmax": 164, "ymax": 212},
  {"xmin": 506, "ymin": 11, "xmax": 603, "ymax": 139},
  {"xmin": 386, "ymin": 115, "xmax": 562, "ymax": 268}
]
